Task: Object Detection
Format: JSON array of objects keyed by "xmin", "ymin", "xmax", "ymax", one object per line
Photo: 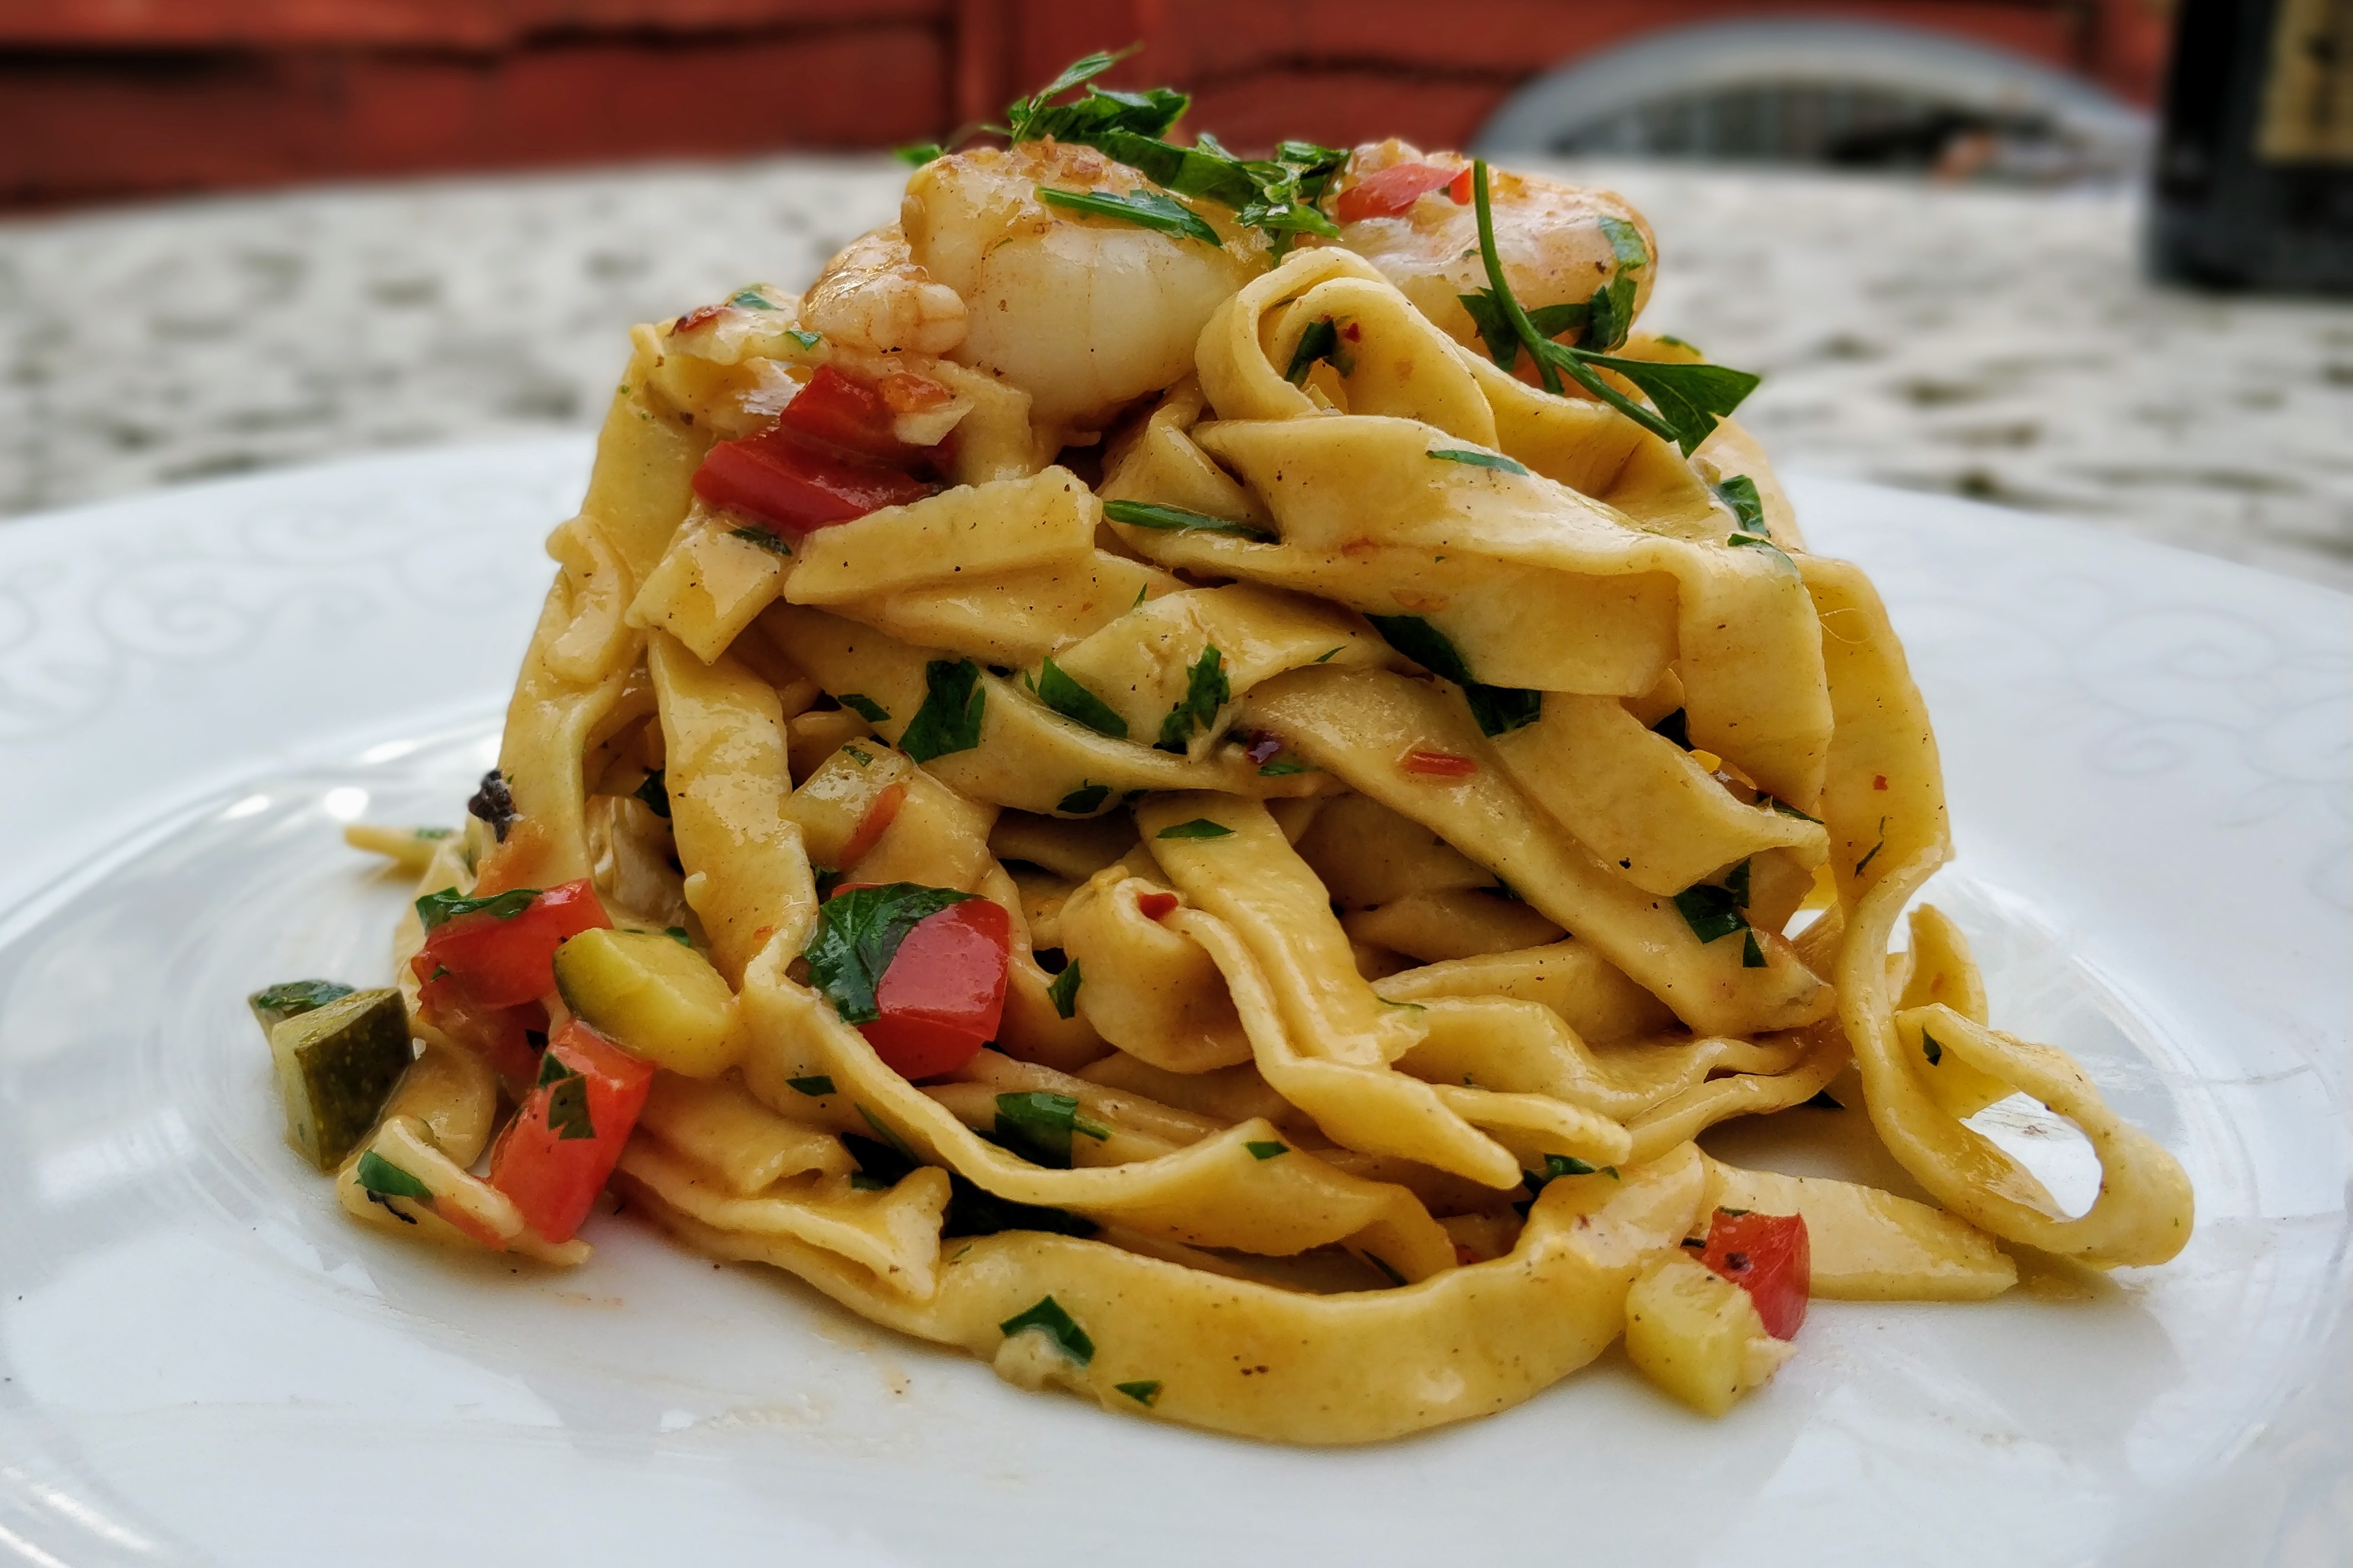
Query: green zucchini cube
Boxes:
[
  {"xmin": 265, "ymin": 987, "xmax": 414, "ymax": 1170},
  {"xmin": 247, "ymin": 978, "xmax": 355, "ymax": 1034}
]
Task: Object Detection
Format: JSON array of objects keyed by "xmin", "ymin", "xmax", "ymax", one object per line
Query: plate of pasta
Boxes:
[{"xmin": 0, "ymin": 55, "xmax": 2345, "ymax": 1568}]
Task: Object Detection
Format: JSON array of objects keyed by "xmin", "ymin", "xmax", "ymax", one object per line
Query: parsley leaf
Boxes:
[
  {"xmin": 1922, "ymin": 1029, "xmax": 1944, "ymax": 1066},
  {"xmin": 1671, "ymin": 882, "xmax": 1748, "ymax": 945},
  {"xmin": 727, "ymin": 287, "xmax": 776, "ymax": 309},
  {"xmin": 843, "ymin": 1129, "xmax": 1091, "ymax": 1238},
  {"xmin": 1256, "ymin": 756, "xmax": 1313, "ymax": 776},
  {"xmin": 898, "ymin": 659, "xmax": 986, "ymax": 762},
  {"xmin": 1034, "ymin": 658, "xmax": 1129, "ymax": 740},
  {"xmin": 785, "ymin": 328, "xmax": 822, "ymax": 351},
  {"xmin": 1157, "ymin": 645, "xmax": 1229, "ymax": 751},
  {"xmin": 1465, "ymin": 160, "xmax": 1759, "ymax": 454},
  {"xmin": 728, "ymin": 525, "xmax": 793, "ymax": 557},
  {"xmin": 250, "ymin": 979, "xmax": 353, "ymax": 1025},
  {"xmin": 1429, "ymin": 447, "xmax": 1529, "ymax": 475},
  {"xmin": 1102, "ymin": 498, "xmax": 1272, "ymax": 542},
  {"xmin": 787, "ymin": 1075, "xmax": 836, "ymax": 1097},
  {"xmin": 1004, "ymin": 51, "xmax": 1185, "ymax": 146},
  {"xmin": 1458, "ymin": 289, "xmax": 1587, "ymax": 371},
  {"xmin": 634, "ymin": 768, "xmax": 671, "ymax": 819},
  {"xmin": 355, "ymin": 1150, "xmax": 433, "ymax": 1200},
  {"xmin": 1116, "ymin": 1379, "xmax": 1162, "ymax": 1406},
  {"xmin": 1362, "ymin": 613, "xmax": 1474, "ymax": 685},
  {"xmin": 895, "ymin": 142, "xmax": 944, "ymax": 168},
  {"xmin": 1285, "ymin": 316, "xmax": 1348, "ymax": 384},
  {"xmin": 1856, "ymin": 814, "xmax": 1891, "ymax": 877},
  {"xmin": 1156, "ymin": 819, "xmax": 1233, "ymax": 840},
  {"xmin": 1038, "ymin": 187, "xmax": 1222, "ymax": 247},
  {"xmin": 995, "ymin": 1090, "xmax": 1110, "ymax": 1168},
  {"xmin": 414, "ymin": 886, "xmax": 538, "ymax": 931},
  {"xmin": 1599, "ymin": 214, "xmax": 1650, "ymax": 271},
  {"xmin": 1725, "ymin": 858, "xmax": 1752, "ymax": 908},
  {"xmin": 663, "ymin": 925, "xmax": 693, "ymax": 946},
  {"xmin": 998, "ymin": 1296, "xmax": 1095, "ymax": 1364},
  {"xmin": 1767, "ymin": 795, "xmax": 1821, "ymax": 823},
  {"xmin": 803, "ymin": 883, "xmax": 977, "ymax": 1024},
  {"xmin": 1463, "ymin": 683, "xmax": 1542, "ymax": 737},
  {"xmin": 1046, "ymin": 961, "xmax": 1083, "ymax": 1020},
  {"xmin": 1057, "ymin": 782, "xmax": 1111, "ymax": 815},
  {"xmin": 1583, "ymin": 274, "xmax": 1638, "ymax": 352},
  {"xmin": 836, "ymin": 692, "xmax": 891, "ymax": 725},
  {"xmin": 545, "ymin": 1072, "xmax": 595, "ymax": 1141},
  {"xmin": 1245, "ymin": 1139, "xmax": 1289, "ymax": 1159},
  {"xmin": 1715, "ymin": 474, "xmax": 1766, "ymax": 535},
  {"xmin": 1743, "ymin": 929, "xmax": 1768, "ymax": 968}
]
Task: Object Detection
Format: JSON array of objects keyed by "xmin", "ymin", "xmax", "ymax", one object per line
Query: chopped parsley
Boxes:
[
  {"xmin": 1513, "ymin": 1152, "xmax": 1600, "ymax": 1215},
  {"xmin": 355, "ymin": 1150, "xmax": 432, "ymax": 1201},
  {"xmin": 538, "ymin": 1052, "xmax": 595, "ymax": 1141},
  {"xmin": 1922, "ymin": 1030, "xmax": 1944, "ymax": 1067},
  {"xmin": 1462, "ymin": 682, "xmax": 1542, "ymax": 737},
  {"xmin": 634, "ymin": 768, "xmax": 671, "ymax": 819},
  {"xmin": 898, "ymin": 659, "xmax": 986, "ymax": 762},
  {"xmin": 1670, "ymin": 882, "xmax": 1748, "ymax": 945},
  {"xmin": 727, "ymin": 287, "xmax": 776, "ymax": 309},
  {"xmin": 1364, "ymin": 1253, "xmax": 1409, "ymax": 1287},
  {"xmin": 787, "ymin": 1075, "xmax": 837, "ymax": 1097},
  {"xmin": 1285, "ymin": 316, "xmax": 1350, "ymax": 384},
  {"xmin": 1428, "ymin": 447, "xmax": 1529, "ymax": 475},
  {"xmin": 1116, "ymin": 1380, "xmax": 1162, "ymax": 1406},
  {"xmin": 1101, "ymin": 498, "xmax": 1272, "ymax": 542},
  {"xmin": 663, "ymin": 926, "xmax": 693, "ymax": 946},
  {"xmin": 728, "ymin": 525, "xmax": 793, "ymax": 557},
  {"xmin": 895, "ymin": 142, "xmax": 944, "ymax": 168},
  {"xmin": 1728, "ymin": 530, "xmax": 1796, "ymax": 569},
  {"xmin": 466, "ymin": 768, "xmax": 517, "ymax": 842},
  {"xmin": 1766, "ymin": 796, "xmax": 1822, "ymax": 823},
  {"xmin": 1362, "ymin": 614, "xmax": 1537, "ymax": 736},
  {"xmin": 1245, "ymin": 1140, "xmax": 1289, "ymax": 1160},
  {"xmin": 1256, "ymin": 756, "xmax": 1313, "ymax": 776},
  {"xmin": 1855, "ymin": 815, "xmax": 1891, "ymax": 877},
  {"xmin": 1156, "ymin": 819, "xmax": 1234, "ymax": 840},
  {"xmin": 995, "ymin": 1090, "xmax": 1111, "ymax": 1168},
  {"xmin": 1714, "ymin": 474, "xmax": 1766, "ymax": 535},
  {"xmin": 1313, "ymin": 646, "xmax": 1342, "ymax": 664},
  {"xmin": 415, "ymin": 886, "xmax": 539, "ymax": 931},
  {"xmin": 1057, "ymin": 782, "xmax": 1111, "ymax": 815},
  {"xmin": 1460, "ymin": 160, "xmax": 1759, "ymax": 453},
  {"xmin": 998, "ymin": 1296, "xmax": 1095, "ymax": 1364},
  {"xmin": 250, "ymin": 979, "xmax": 353, "ymax": 1025},
  {"xmin": 1743, "ymin": 929, "xmax": 1767, "ymax": 968},
  {"xmin": 785, "ymin": 329, "xmax": 823, "ymax": 351},
  {"xmin": 1034, "ymin": 658, "xmax": 1129, "ymax": 740},
  {"xmin": 803, "ymin": 883, "xmax": 978, "ymax": 1024},
  {"xmin": 1598, "ymin": 214, "xmax": 1650, "ymax": 271},
  {"xmin": 1157, "ymin": 645, "xmax": 1230, "ymax": 751},
  {"xmin": 1046, "ymin": 961, "xmax": 1084, "ymax": 1020},
  {"xmin": 837, "ymin": 692, "xmax": 891, "ymax": 725},
  {"xmin": 1725, "ymin": 858, "xmax": 1752, "ymax": 908},
  {"xmin": 1038, "ymin": 187, "xmax": 1222, "ymax": 247}
]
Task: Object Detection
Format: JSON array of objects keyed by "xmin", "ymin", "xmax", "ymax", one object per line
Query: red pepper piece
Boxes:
[
  {"xmin": 775, "ymin": 365, "xmax": 928, "ymax": 466},
  {"xmin": 416, "ymin": 980, "xmax": 546, "ymax": 1094},
  {"xmin": 858, "ymin": 899, "xmax": 1010, "ymax": 1080},
  {"xmin": 692, "ymin": 424, "xmax": 934, "ymax": 538},
  {"xmin": 1699, "ymin": 1209, "xmax": 1811, "ymax": 1340},
  {"xmin": 673, "ymin": 302, "xmax": 729, "ymax": 334},
  {"xmin": 1446, "ymin": 166, "xmax": 1473, "ymax": 204},
  {"xmin": 410, "ymin": 878, "xmax": 610, "ymax": 1009},
  {"xmin": 1402, "ymin": 748, "xmax": 1478, "ymax": 778},
  {"xmin": 1336, "ymin": 162, "xmax": 1466, "ymax": 223},
  {"xmin": 838, "ymin": 780, "xmax": 908, "ymax": 868},
  {"xmin": 1136, "ymin": 891, "xmax": 1179, "ymax": 921},
  {"xmin": 487, "ymin": 1019, "xmax": 656, "ymax": 1243}
]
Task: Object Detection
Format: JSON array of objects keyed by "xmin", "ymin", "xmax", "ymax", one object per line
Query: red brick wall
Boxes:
[{"xmin": 0, "ymin": 0, "xmax": 2174, "ymax": 209}]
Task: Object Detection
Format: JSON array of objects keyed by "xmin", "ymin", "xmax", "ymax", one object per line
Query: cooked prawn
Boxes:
[
  {"xmin": 1330, "ymin": 139, "xmax": 1657, "ymax": 360},
  {"xmin": 801, "ymin": 225, "xmax": 970, "ymax": 359},
  {"xmin": 902, "ymin": 140, "xmax": 1261, "ymax": 432}
]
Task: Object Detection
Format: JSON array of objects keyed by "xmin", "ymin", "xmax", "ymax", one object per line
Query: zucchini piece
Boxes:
[
  {"xmin": 266, "ymin": 987, "xmax": 414, "ymax": 1170},
  {"xmin": 1622, "ymin": 1250, "xmax": 1792, "ymax": 1416},
  {"xmin": 249, "ymin": 978, "xmax": 355, "ymax": 1034},
  {"xmin": 785, "ymin": 742, "xmax": 913, "ymax": 868},
  {"xmin": 554, "ymin": 928, "xmax": 746, "ymax": 1078}
]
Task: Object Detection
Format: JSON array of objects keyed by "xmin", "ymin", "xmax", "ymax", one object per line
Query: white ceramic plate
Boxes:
[{"xmin": 0, "ymin": 440, "xmax": 2344, "ymax": 1568}]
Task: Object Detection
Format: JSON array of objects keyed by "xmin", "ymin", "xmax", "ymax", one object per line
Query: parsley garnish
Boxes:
[
  {"xmin": 1117, "ymin": 1380, "xmax": 1162, "ymax": 1406},
  {"xmin": 1766, "ymin": 796, "xmax": 1821, "ymax": 823},
  {"xmin": 1034, "ymin": 658, "xmax": 1129, "ymax": 740},
  {"xmin": 1101, "ymin": 498, "xmax": 1272, "ymax": 542},
  {"xmin": 1715, "ymin": 475, "xmax": 1766, "ymax": 535},
  {"xmin": 1463, "ymin": 683, "xmax": 1541, "ymax": 737},
  {"xmin": 1313, "ymin": 646, "xmax": 1342, "ymax": 664},
  {"xmin": 1461, "ymin": 160, "xmax": 1759, "ymax": 454},
  {"xmin": 414, "ymin": 826, "xmax": 453, "ymax": 839},
  {"xmin": 1458, "ymin": 294, "xmax": 1589, "ymax": 372},
  {"xmin": 898, "ymin": 659, "xmax": 986, "ymax": 762},
  {"xmin": 1743, "ymin": 929, "xmax": 1767, "ymax": 968},
  {"xmin": 1284, "ymin": 316, "xmax": 1350, "ymax": 384},
  {"xmin": 999, "ymin": 1296, "xmax": 1095, "ymax": 1364},
  {"xmin": 728, "ymin": 525, "xmax": 792, "ymax": 556},
  {"xmin": 634, "ymin": 768, "xmax": 671, "ymax": 819},
  {"xmin": 1156, "ymin": 819, "xmax": 1233, "ymax": 840},
  {"xmin": 414, "ymin": 886, "xmax": 538, "ymax": 931},
  {"xmin": 1922, "ymin": 1030, "xmax": 1944, "ymax": 1066},
  {"xmin": 251, "ymin": 979, "xmax": 353, "ymax": 1022},
  {"xmin": 1855, "ymin": 815, "xmax": 1891, "ymax": 877},
  {"xmin": 1725, "ymin": 858, "xmax": 1751, "ymax": 907},
  {"xmin": 1245, "ymin": 1140, "xmax": 1289, "ymax": 1160},
  {"xmin": 727, "ymin": 288, "xmax": 774, "ymax": 309},
  {"xmin": 1003, "ymin": 50, "xmax": 1182, "ymax": 144},
  {"xmin": 995, "ymin": 1090, "xmax": 1111, "ymax": 1168},
  {"xmin": 1256, "ymin": 756, "xmax": 1313, "ymax": 776},
  {"xmin": 1599, "ymin": 214, "xmax": 1650, "ymax": 271},
  {"xmin": 663, "ymin": 926, "xmax": 692, "ymax": 946},
  {"xmin": 1362, "ymin": 614, "xmax": 1536, "ymax": 736},
  {"xmin": 1728, "ymin": 530, "xmax": 1796, "ymax": 569},
  {"xmin": 1038, "ymin": 187, "xmax": 1222, "ymax": 247},
  {"xmin": 1364, "ymin": 1253, "xmax": 1409, "ymax": 1287},
  {"xmin": 538, "ymin": 1052, "xmax": 595, "ymax": 1141},
  {"xmin": 787, "ymin": 1075, "xmax": 836, "ymax": 1097},
  {"xmin": 1157, "ymin": 645, "xmax": 1229, "ymax": 751},
  {"xmin": 466, "ymin": 768, "xmax": 517, "ymax": 842},
  {"xmin": 1046, "ymin": 961, "xmax": 1084, "ymax": 1020},
  {"xmin": 1512, "ymin": 1152, "xmax": 1599, "ymax": 1215},
  {"xmin": 895, "ymin": 143, "xmax": 944, "ymax": 168},
  {"xmin": 1057, "ymin": 782, "xmax": 1111, "ymax": 815},
  {"xmin": 1671, "ymin": 882, "xmax": 1748, "ymax": 945},
  {"xmin": 803, "ymin": 883, "xmax": 978, "ymax": 1024},
  {"xmin": 355, "ymin": 1150, "xmax": 432, "ymax": 1201},
  {"xmin": 844, "ymin": 1130, "xmax": 1097, "ymax": 1237},
  {"xmin": 785, "ymin": 329, "xmax": 822, "ymax": 351},
  {"xmin": 837, "ymin": 692, "xmax": 891, "ymax": 724},
  {"xmin": 1428, "ymin": 446, "xmax": 1529, "ymax": 475}
]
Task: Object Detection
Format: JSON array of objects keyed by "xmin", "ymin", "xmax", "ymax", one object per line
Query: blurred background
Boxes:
[{"xmin": 1, "ymin": 0, "xmax": 2348, "ymax": 587}]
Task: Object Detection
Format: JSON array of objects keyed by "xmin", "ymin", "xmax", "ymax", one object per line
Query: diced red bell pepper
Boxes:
[
  {"xmin": 692, "ymin": 423, "xmax": 934, "ymax": 538},
  {"xmin": 487, "ymin": 1019, "xmax": 656, "ymax": 1243},
  {"xmin": 414, "ymin": 978, "xmax": 547, "ymax": 1093},
  {"xmin": 1402, "ymin": 748, "xmax": 1478, "ymax": 778},
  {"xmin": 1699, "ymin": 1208, "xmax": 1811, "ymax": 1340},
  {"xmin": 673, "ymin": 302, "xmax": 730, "ymax": 334},
  {"xmin": 859, "ymin": 899, "xmax": 1010, "ymax": 1079},
  {"xmin": 774, "ymin": 365, "xmax": 928, "ymax": 466},
  {"xmin": 1136, "ymin": 891, "xmax": 1179, "ymax": 921},
  {"xmin": 410, "ymin": 878, "xmax": 610, "ymax": 1009},
  {"xmin": 1336, "ymin": 162, "xmax": 1467, "ymax": 223}
]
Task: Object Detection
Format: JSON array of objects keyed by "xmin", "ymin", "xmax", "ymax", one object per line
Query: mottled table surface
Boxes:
[{"xmin": 4, "ymin": 156, "xmax": 2348, "ymax": 591}]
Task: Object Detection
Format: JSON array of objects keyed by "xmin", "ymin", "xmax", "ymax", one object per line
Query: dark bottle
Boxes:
[{"xmin": 2149, "ymin": 0, "xmax": 2353, "ymax": 292}]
